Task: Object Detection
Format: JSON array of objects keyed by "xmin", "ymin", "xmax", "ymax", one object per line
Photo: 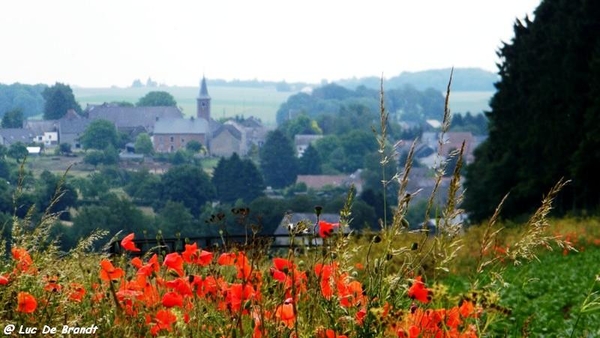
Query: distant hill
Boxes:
[{"xmin": 334, "ymin": 68, "xmax": 498, "ymax": 92}]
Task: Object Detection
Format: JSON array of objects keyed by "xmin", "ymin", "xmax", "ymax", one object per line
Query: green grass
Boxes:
[
  {"xmin": 488, "ymin": 247, "xmax": 600, "ymax": 337},
  {"xmin": 73, "ymin": 86, "xmax": 295, "ymax": 127}
]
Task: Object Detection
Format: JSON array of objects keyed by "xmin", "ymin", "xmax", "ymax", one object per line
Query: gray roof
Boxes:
[
  {"xmin": 87, "ymin": 106, "xmax": 182, "ymax": 132},
  {"xmin": 59, "ymin": 119, "xmax": 92, "ymax": 134},
  {"xmin": 214, "ymin": 124, "xmax": 242, "ymax": 140},
  {"xmin": 154, "ymin": 118, "xmax": 209, "ymax": 134},
  {"xmin": 23, "ymin": 120, "xmax": 59, "ymax": 134},
  {"xmin": 0, "ymin": 128, "xmax": 35, "ymax": 145}
]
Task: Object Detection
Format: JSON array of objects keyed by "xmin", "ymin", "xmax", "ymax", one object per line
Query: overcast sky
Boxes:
[{"xmin": 2, "ymin": 0, "xmax": 540, "ymax": 87}]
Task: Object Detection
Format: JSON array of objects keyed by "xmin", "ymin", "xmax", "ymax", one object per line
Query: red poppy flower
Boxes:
[
  {"xmin": 17, "ymin": 292, "xmax": 37, "ymax": 313},
  {"xmin": 68, "ymin": 283, "xmax": 86, "ymax": 302},
  {"xmin": 131, "ymin": 257, "xmax": 143, "ymax": 268},
  {"xmin": 459, "ymin": 299, "xmax": 475, "ymax": 318},
  {"xmin": 100, "ymin": 259, "xmax": 124, "ymax": 281},
  {"xmin": 317, "ymin": 328, "xmax": 348, "ymax": 338},
  {"xmin": 11, "ymin": 247, "xmax": 34, "ymax": 272},
  {"xmin": 0, "ymin": 275, "xmax": 9, "ymax": 285},
  {"xmin": 182, "ymin": 243, "xmax": 198, "ymax": 263},
  {"xmin": 318, "ymin": 221, "xmax": 339, "ymax": 238},
  {"xmin": 184, "ymin": 243, "xmax": 214, "ymax": 266},
  {"xmin": 407, "ymin": 276, "xmax": 431, "ymax": 304},
  {"xmin": 166, "ymin": 277, "xmax": 193, "ymax": 297},
  {"xmin": 274, "ymin": 298, "xmax": 295, "ymax": 328},
  {"xmin": 273, "ymin": 258, "xmax": 293, "ymax": 271},
  {"xmin": 138, "ymin": 254, "xmax": 160, "ymax": 277},
  {"xmin": 163, "ymin": 253, "xmax": 184, "ymax": 277},
  {"xmin": 150, "ymin": 309, "xmax": 177, "ymax": 335},
  {"xmin": 121, "ymin": 233, "xmax": 141, "ymax": 252},
  {"xmin": 43, "ymin": 275, "xmax": 62, "ymax": 293},
  {"xmin": 235, "ymin": 252, "xmax": 252, "ymax": 279},
  {"xmin": 162, "ymin": 291, "xmax": 184, "ymax": 308},
  {"xmin": 217, "ymin": 252, "xmax": 236, "ymax": 265}
]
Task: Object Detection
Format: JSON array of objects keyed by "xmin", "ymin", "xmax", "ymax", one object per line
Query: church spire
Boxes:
[
  {"xmin": 199, "ymin": 76, "xmax": 210, "ymax": 99},
  {"xmin": 197, "ymin": 76, "xmax": 211, "ymax": 121}
]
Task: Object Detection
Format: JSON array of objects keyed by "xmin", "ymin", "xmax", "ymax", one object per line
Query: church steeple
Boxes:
[{"xmin": 197, "ymin": 76, "xmax": 211, "ymax": 120}]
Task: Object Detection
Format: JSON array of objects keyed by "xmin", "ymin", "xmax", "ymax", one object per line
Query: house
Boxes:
[
  {"xmin": 23, "ymin": 120, "xmax": 59, "ymax": 146},
  {"xmin": 87, "ymin": 104, "xmax": 183, "ymax": 136},
  {"xmin": 211, "ymin": 123, "xmax": 245, "ymax": 157},
  {"xmin": 273, "ymin": 212, "xmax": 348, "ymax": 246},
  {"xmin": 442, "ymin": 132, "xmax": 474, "ymax": 163},
  {"xmin": 57, "ymin": 110, "xmax": 91, "ymax": 150},
  {"xmin": 294, "ymin": 134, "xmax": 323, "ymax": 157},
  {"xmin": 0, "ymin": 129, "xmax": 35, "ymax": 146},
  {"xmin": 153, "ymin": 117, "xmax": 210, "ymax": 153}
]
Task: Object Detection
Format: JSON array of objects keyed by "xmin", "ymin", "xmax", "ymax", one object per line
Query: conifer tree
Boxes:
[{"xmin": 464, "ymin": 0, "xmax": 600, "ymax": 221}]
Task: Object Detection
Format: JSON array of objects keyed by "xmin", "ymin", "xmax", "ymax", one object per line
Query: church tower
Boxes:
[{"xmin": 197, "ymin": 76, "xmax": 211, "ymax": 120}]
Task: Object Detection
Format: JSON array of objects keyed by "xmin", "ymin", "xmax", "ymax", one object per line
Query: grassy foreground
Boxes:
[{"xmin": 1, "ymin": 196, "xmax": 599, "ymax": 337}]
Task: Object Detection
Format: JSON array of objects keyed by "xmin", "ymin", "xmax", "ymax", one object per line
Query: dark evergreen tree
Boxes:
[
  {"xmin": 212, "ymin": 153, "xmax": 265, "ymax": 204},
  {"xmin": 1, "ymin": 108, "xmax": 24, "ymax": 128},
  {"xmin": 463, "ymin": 0, "xmax": 600, "ymax": 221},
  {"xmin": 298, "ymin": 144, "xmax": 322, "ymax": 175},
  {"xmin": 42, "ymin": 83, "xmax": 82, "ymax": 120},
  {"xmin": 259, "ymin": 130, "xmax": 298, "ymax": 189},
  {"xmin": 240, "ymin": 158, "xmax": 265, "ymax": 202}
]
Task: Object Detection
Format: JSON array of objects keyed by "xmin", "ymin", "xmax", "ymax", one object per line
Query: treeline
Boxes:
[
  {"xmin": 0, "ymin": 83, "xmax": 46, "ymax": 118},
  {"xmin": 335, "ymin": 68, "xmax": 498, "ymax": 92},
  {"xmin": 276, "ymin": 82, "xmax": 445, "ymax": 126}
]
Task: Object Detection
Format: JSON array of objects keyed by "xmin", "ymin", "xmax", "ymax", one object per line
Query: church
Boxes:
[{"xmin": 153, "ymin": 77, "xmax": 214, "ymax": 153}]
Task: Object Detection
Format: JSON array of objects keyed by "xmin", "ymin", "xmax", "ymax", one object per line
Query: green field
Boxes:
[
  {"xmin": 73, "ymin": 86, "xmax": 295, "ymax": 127},
  {"xmin": 73, "ymin": 86, "xmax": 493, "ymax": 127},
  {"xmin": 448, "ymin": 91, "xmax": 493, "ymax": 114}
]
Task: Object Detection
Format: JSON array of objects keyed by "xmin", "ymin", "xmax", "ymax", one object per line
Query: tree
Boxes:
[
  {"xmin": 159, "ymin": 164, "xmax": 215, "ymax": 216},
  {"xmin": 70, "ymin": 194, "xmax": 156, "ymax": 250},
  {"xmin": 156, "ymin": 201, "xmax": 195, "ymax": 237},
  {"xmin": 124, "ymin": 169, "xmax": 161, "ymax": 205},
  {"xmin": 57, "ymin": 143, "xmax": 72, "ymax": 155},
  {"xmin": 36, "ymin": 170, "xmax": 78, "ymax": 219},
  {"xmin": 280, "ymin": 114, "xmax": 322, "ymax": 139},
  {"xmin": 185, "ymin": 140, "xmax": 203, "ymax": 153},
  {"xmin": 1, "ymin": 108, "xmax": 24, "ymax": 128},
  {"xmin": 463, "ymin": 0, "xmax": 600, "ymax": 221},
  {"xmin": 137, "ymin": 91, "xmax": 177, "ymax": 107},
  {"xmin": 339, "ymin": 130, "xmax": 378, "ymax": 173},
  {"xmin": 7, "ymin": 142, "xmax": 28, "ymax": 163},
  {"xmin": 298, "ymin": 144, "xmax": 322, "ymax": 175},
  {"xmin": 212, "ymin": 153, "xmax": 265, "ymax": 204},
  {"xmin": 134, "ymin": 133, "xmax": 154, "ymax": 155},
  {"xmin": 79, "ymin": 119, "xmax": 119, "ymax": 150},
  {"xmin": 83, "ymin": 150, "xmax": 105, "ymax": 168},
  {"xmin": 42, "ymin": 83, "xmax": 81, "ymax": 119},
  {"xmin": 259, "ymin": 130, "xmax": 298, "ymax": 189}
]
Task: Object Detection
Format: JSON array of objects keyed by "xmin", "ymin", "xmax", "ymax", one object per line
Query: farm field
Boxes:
[
  {"xmin": 73, "ymin": 86, "xmax": 493, "ymax": 127},
  {"xmin": 447, "ymin": 90, "xmax": 493, "ymax": 114},
  {"xmin": 73, "ymin": 85, "xmax": 296, "ymax": 127}
]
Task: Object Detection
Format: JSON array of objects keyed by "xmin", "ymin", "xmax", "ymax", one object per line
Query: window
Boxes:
[
  {"xmin": 181, "ymin": 138, "xmax": 185, "ymax": 143},
  {"xmin": 170, "ymin": 136, "xmax": 174, "ymax": 142}
]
